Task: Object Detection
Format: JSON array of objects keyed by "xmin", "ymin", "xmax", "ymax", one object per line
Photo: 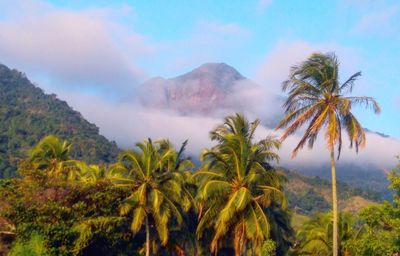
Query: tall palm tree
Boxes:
[
  {"xmin": 111, "ymin": 138, "xmax": 192, "ymax": 256},
  {"xmin": 196, "ymin": 113, "xmax": 285, "ymax": 255},
  {"xmin": 276, "ymin": 52, "xmax": 380, "ymax": 256}
]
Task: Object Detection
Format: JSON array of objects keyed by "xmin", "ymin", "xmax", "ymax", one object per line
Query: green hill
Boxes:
[
  {"xmin": 0, "ymin": 64, "xmax": 119, "ymax": 178},
  {"xmin": 284, "ymin": 169, "xmax": 380, "ymax": 215}
]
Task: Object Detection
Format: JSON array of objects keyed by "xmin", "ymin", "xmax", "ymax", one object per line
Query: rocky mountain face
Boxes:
[{"xmin": 139, "ymin": 63, "xmax": 256, "ymax": 114}]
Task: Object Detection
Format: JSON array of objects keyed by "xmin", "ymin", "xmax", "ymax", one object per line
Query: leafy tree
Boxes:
[
  {"xmin": 196, "ymin": 113, "xmax": 286, "ymax": 255},
  {"xmin": 346, "ymin": 159, "xmax": 400, "ymax": 255},
  {"xmin": 277, "ymin": 52, "xmax": 380, "ymax": 256},
  {"xmin": 1, "ymin": 176, "xmax": 129, "ymax": 256},
  {"xmin": 111, "ymin": 138, "xmax": 192, "ymax": 256},
  {"xmin": 1, "ymin": 139, "xmax": 130, "ymax": 256}
]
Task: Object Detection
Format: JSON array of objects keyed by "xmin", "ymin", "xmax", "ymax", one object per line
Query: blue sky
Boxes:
[{"xmin": 0, "ymin": 0, "xmax": 399, "ymax": 139}]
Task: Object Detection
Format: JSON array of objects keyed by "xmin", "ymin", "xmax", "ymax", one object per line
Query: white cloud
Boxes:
[
  {"xmin": 52, "ymin": 90, "xmax": 218, "ymax": 155},
  {"xmin": 0, "ymin": 0, "xmax": 152, "ymax": 92}
]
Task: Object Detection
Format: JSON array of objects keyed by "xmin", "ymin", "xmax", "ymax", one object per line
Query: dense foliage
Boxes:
[
  {"xmin": 0, "ymin": 64, "xmax": 119, "ymax": 178},
  {"xmin": 293, "ymin": 160, "xmax": 400, "ymax": 255},
  {"xmin": 0, "ymin": 121, "xmax": 396, "ymax": 255}
]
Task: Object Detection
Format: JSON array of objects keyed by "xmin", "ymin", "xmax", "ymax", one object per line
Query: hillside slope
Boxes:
[
  {"xmin": 284, "ymin": 169, "xmax": 380, "ymax": 214},
  {"xmin": 0, "ymin": 64, "xmax": 119, "ymax": 178}
]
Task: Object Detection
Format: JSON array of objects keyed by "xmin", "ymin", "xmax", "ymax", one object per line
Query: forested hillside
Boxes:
[
  {"xmin": 0, "ymin": 64, "xmax": 119, "ymax": 178},
  {"xmin": 284, "ymin": 169, "xmax": 380, "ymax": 214}
]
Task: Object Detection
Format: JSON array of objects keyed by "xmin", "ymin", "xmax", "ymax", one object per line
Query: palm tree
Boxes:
[
  {"xmin": 27, "ymin": 135, "xmax": 80, "ymax": 181},
  {"xmin": 196, "ymin": 113, "xmax": 285, "ymax": 255},
  {"xmin": 276, "ymin": 52, "xmax": 380, "ymax": 256},
  {"xmin": 111, "ymin": 138, "xmax": 192, "ymax": 256}
]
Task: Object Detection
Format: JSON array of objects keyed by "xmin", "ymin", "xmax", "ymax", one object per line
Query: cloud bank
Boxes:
[
  {"xmin": 0, "ymin": 0, "xmax": 150, "ymax": 93},
  {"xmin": 57, "ymin": 85, "xmax": 399, "ymax": 175}
]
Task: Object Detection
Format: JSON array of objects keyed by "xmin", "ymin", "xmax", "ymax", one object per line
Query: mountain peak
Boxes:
[
  {"xmin": 184, "ymin": 62, "xmax": 244, "ymax": 80},
  {"xmin": 139, "ymin": 62, "xmax": 250, "ymax": 114}
]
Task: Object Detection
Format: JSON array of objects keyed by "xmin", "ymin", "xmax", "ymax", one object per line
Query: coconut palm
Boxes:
[
  {"xmin": 196, "ymin": 113, "xmax": 285, "ymax": 255},
  {"xmin": 276, "ymin": 52, "xmax": 380, "ymax": 256},
  {"xmin": 28, "ymin": 135, "xmax": 80, "ymax": 181},
  {"xmin": 110, "ymin": 138, "xmax": 192, "ymax": 256}
]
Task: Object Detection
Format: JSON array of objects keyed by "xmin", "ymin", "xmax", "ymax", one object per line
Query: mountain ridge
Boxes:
[{"xmin": 0, "ymin": 63, "xmax": 119, "ymax": 178}]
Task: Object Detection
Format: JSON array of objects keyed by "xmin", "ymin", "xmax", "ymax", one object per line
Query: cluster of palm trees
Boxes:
[
  {"xmin": 22, "ymin": 52, "xmax": 379, "ymax": 256},
  {"xmin": 25, "ymin": 114, "xmax": 290, "ymax": 255}
]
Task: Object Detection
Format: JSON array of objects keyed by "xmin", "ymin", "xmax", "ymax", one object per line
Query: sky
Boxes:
[{"xmin": 0, "ymin": 0, "xmax": 399, "ymax": 169}]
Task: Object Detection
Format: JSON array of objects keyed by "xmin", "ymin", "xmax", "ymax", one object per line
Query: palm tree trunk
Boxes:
[
  {"xmin": 330, "ymin": 150, "xmax": 338, "ymax": 256},
  {"xmin": 146, "ymin": 215, "xmax": 151, "ymax": 256}
]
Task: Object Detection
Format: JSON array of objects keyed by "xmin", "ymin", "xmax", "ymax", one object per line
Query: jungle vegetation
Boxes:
[{"xmin": 0, "ymin": 116, "xmax": 398, "ymax": 255}]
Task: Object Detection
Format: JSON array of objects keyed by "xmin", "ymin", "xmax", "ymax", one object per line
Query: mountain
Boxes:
[
  {"xmin": 139, "ymin": 62, "xmax": 257, "ymax": 114},
  {"xmin": 0, "ymin": 64, "xmax": 119, "ymax": 178}
]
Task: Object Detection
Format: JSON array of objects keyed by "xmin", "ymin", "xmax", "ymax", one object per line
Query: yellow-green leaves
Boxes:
[{"xmin": 197, "ymin": 114, "xmax": 284, "ymax": 254}]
